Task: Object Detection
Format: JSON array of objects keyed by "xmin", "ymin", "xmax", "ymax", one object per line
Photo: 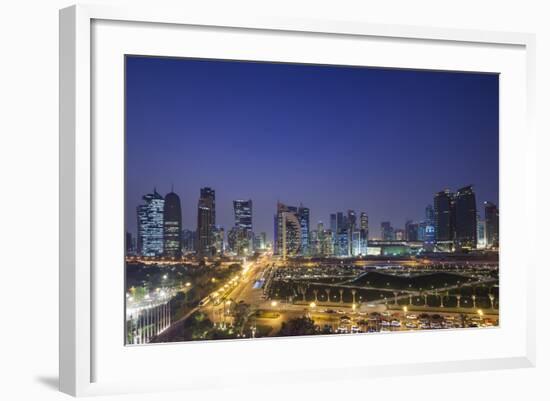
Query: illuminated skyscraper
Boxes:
[
  {"xmin": 212, "ymin": 225, "xmax": 225, "ymax": 256},
  {"xmin": 197, "ymin": 187, "xmax": 216, "ymax": 256},
  {"xmin": 274, "ymin": 202, "xmax": 301, "ymax": 259},
  {"xmin": 434, "ymin": 189, "xmax": 455, "ymax": 245},
  {"xmin": 163, "ymin": 190, "xmax": 182, "ymax": 259},
  {"xmin": 228, "ymin": 227, "xmax": 244, "ymax": 255},
  {"xmin": 454, "ymin": 185, "xmax": 477, "ymax": 250},
  {"xmin": 320, "ymin": 229, "xmax": 334, "ymax": 256},
  {"xmin": 394, "ymin": 229, "xmax": 405, "ymax": 241},
  {"xmin": 337, "ymin": 229, "xmax": 349, "ymax": 257},
  {"xmin": 359, "ymin": 212, "xmax": 368, "ymax": 255},
  {"xmin": 233, "ymin": 199, "xmax": 253, "ymax": 255},
  {"xmin": 137, "ymin": 189, "xmax": 165, "ymax": 257},
  {"xmin": 351, "ymin": 229, "xmax": 362, "ymax": 256},
  {"xmin": 422, "ymin": 204, "xmax": 436, "ymax": 251},
  {"xmin": 309, "ymin": 228, "xmax": 320, "ymax": 256},
  {"xmin": 477, "ymin": 214, "xmax": 487, "ymax": 248},
  {"xmin": 298, "ymin": 205, "xmax": 310, "ymax": 256},
  {"xmin": 484, "ymin": 201, "xmax": 499, "ymax": 249},
  {"xmin": 233, "ymin": 200, "xmax": 252, "ymax": 232},
  {"xmin": 360, "ymin": 212, "xmax": 368, "ymax": 233}
]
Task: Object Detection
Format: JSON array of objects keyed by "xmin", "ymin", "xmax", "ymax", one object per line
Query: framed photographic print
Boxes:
[{"xmin": 60, "ymin": 4, "xmax": 536, "ymax": 397}]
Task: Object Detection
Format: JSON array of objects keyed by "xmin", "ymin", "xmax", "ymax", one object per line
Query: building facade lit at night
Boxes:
[{"xmin": 137, "ymin": 189, "xmax": 165, "ymax": 257}]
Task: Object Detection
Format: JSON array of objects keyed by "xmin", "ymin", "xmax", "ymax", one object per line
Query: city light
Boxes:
[{"xmin": 124, "ymin": 58, "xmax": 499, "ymax": 345}]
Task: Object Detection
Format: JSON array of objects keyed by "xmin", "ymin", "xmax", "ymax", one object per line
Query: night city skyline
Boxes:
[
  {"xmin": 125, "ymin": 55, "xmax": 500, "ymax": 345},
  {"xmin": 125, "ymin": 56, "xmax": 499, "ymax": 241}
]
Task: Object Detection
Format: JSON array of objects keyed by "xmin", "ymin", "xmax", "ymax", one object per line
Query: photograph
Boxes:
[{"xmin": 124, "ymin": 55, "xmax": 499, "ymax": 345}]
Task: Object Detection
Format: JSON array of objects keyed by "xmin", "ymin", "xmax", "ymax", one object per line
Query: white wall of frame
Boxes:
[{"xmin": 1, "ymin": 1, "xmax": 549, "ymax": 400}]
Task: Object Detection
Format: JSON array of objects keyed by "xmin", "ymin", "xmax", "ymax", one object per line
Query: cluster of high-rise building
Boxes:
[
  {"xmin": 379, "ymin": 205, "xmax": 436, "ymax": 250},
  {"xmin": 135, "ymin": 189, "xmax": 180, "ymax": 258},
  {"xmin": 129, "ymin": 184, "xmax": 498, "ymax": 259},
  {"xmin": 273, "ymin": 204, "xmax": 369, "ymax": 259},
  {"xmin": 379, "ymin": 185, "xmax": 499, "ymax": 253},
  {"xmin": 130, "ymin": 187, "xmax": 267, "ymax": 258},
  {"xmin": 433, "ymin": 186, "xmax": 498, "ymax": 251}
]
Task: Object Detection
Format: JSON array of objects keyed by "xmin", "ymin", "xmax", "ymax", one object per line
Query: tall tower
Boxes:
[
  {"xmin": 434, "ymin": 189, "xmax": 455, "ymax": 246},
  {"xmin": 197, "ymin": 187, "xmax": 216, "ymax": 256},
  {"xmin": 137, "ymin": 189, "xmax": 165, "ymax": 257},
  {"xmin": 484, "ymin": 201, "xmax": 499, "ymax": 249},
  {"xmin": 359, "ymin": 212, "xmax": 369, "ymax": 255},
  {"xmin": 275, "ymin": 202, "xmax": 300, "ymax": 259},
  {"xmin": 281, "ymin": 211, "xmax": 301, "ymax": 260},
  {"xmin": 298, "ymin": 204, "xmax": 310, "ymax": 256},
  {"xmin": 232, "ymin": 199, "xmax": 253, "ymax": 255},
  {"xmin": 454, "ymin": 185, "xmax": 477, "ymax": 250},
  {"xmin": 163, "ymin": 191, "xmax": 182, "ymax": 259},
  {"xmin": 330, "ymin": 214, "xmax": 337, "ymax": 236}
]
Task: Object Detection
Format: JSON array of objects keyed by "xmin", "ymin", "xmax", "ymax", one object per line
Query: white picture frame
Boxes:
[{"xmin": 59, "ymin": 4, "xmax": 536, "ymax": 397}]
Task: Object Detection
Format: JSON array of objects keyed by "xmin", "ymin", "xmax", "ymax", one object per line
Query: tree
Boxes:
[
  {"xmin": 278, "ymin": 316, "xmax": 317, "ymax": 336},
  {"xmin": 233, "ymin": 301, "xmax": 251, "ymax": 333}
]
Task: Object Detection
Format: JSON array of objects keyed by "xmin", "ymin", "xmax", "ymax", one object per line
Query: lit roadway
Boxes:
[{"xmin": 158, "ymin": 254, "xmax": 499, "ymax": 339}]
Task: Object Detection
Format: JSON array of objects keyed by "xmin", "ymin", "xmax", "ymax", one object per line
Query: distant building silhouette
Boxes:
[
  {"xmin": 381, "ymin": 221, "xmax": 394, "ymax": 241},
  {"xmin": 405, "ymin": 220, "xmax": 419, "ymax": 242},
  {"xmin": 454, "ymin": 185, "xmax": 477, "ymax": 250},
  {"xmin": 484, "ymin": 201, "xmax": 499, "ymax": 249},
  {"xmin": 181, "ymin": 229, "xmax": 195, "ymax": 254},
  {"xmin": 434, "ymin": 189, "xmax": 455, "ymax": 246}
]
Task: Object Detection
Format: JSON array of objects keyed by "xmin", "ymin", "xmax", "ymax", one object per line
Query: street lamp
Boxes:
[
  {"xmin": 309, "ymin": 302, "xmax": 316, "ymax": 308},
  {"xmin": 271, "ymin": 301, "xmax": 278, "ymax": 307}
]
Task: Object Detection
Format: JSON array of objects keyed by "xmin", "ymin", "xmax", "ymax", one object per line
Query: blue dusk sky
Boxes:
[{"xmin": 125, "ymin": 56, "xmax": 499, "ymax": 240}]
